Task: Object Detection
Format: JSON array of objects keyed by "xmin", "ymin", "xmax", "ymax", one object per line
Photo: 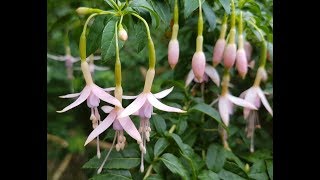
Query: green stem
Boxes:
[
  {"xmin": 143, "ymin": 164, "xmax": 153, "ymax": 180},
  {"xmin": 169, "ymin": 124, "xmax": 176, "ymax": 134},
  {"xmin": 174, "ymin": 0, "xmax": 179, "ymax": 24},
  {"xmin": 238, "ymin": 11, "xmax": 244, "ymax": 49},
  {"xmin": 109, "ymin": 0, "xmax": 120, "ymax": 10},
  {"xmin": 131, "ymin": 13, "xmax": 156, "ymax": 69},
  {"xmin": 221, "ymin": 69, "xmax": 230, "ymax": 95},
  {"xmin": 238, "ymin": 11, "xmax": 243, "ymax": 35},
  {"xmin": 197, "ymin": 0, "xmax": 203, "ymax": 36},
  {"xmin": 114, "ymin": 22, "xmax": 123, "ymax": 105},
  {"xmin": 219, "ymin": 14, "xmax": 228, "ymax": 39},
  {"xmin": 119, "ymin": 15, "xmax": 124, "ymax": 25},
  {"xmin": 231, "ymin": 0, "xmax": 235, "ymax": 28}
]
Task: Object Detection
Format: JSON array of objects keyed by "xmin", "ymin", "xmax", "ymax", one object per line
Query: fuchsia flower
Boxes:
[
  {"xmin": 223, "ymin": 43, "xmax": 237, "ymax": 68},
  {"xmin": 84, "ymin": 106, "xmax": 143, "ymax": 173},
  {"xmin": 212, "ymin": 39, "xmax": 226, "ymax": 66},
  {"xmin": 185, "ymin": 64, "xmax": 220, "ymax": 87},
  {"xmin": 218, "ymin": 93, "xmax": 257, "ymax": 126},
  {"xmin": 236, "ymin": 48, "xmax": 248, "ymax": 78},
  {"xmin": 191, "ymin": 51, "xmax": 206, "ymax": 81},
  {"xmin": 168, "ymin": 39, "xmax": 179, "ymax": 69},
  {"xmin": 47, "ymin": 53, "xmax": 80, "ymax": 80}
]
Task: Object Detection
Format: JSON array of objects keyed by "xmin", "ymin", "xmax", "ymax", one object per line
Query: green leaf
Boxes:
[
  {"xmin": 151, "ymin": 115, "xmax": 167, "ymax": 134},
  {"xmin": 206, "ymin": 144, "xmax": 226, "ymax": 173},
  {"xmin": 219, "ymin": 0, "xmax": 231, "ymax": 14},
  {"xmin": 83, "ymin": 149, "xmax": 140, "ymax": 169},
  {"xmin": 183, "ymin": 0, "xmax": 204, "ymax": 19},
  {"xmin": 265, "ymin": 160, "xmax": 273, "ymax": 180},
  {"xmin": 189, "ymin": 103, "xmax": 223, "ymax": 127},
  {"xmin": 154, "ymin": 138, "xmax": 170, "ymax": 157},
  {"xmin": 218, "ymin": 169, "xmax": 247, "ymax": 180},
  {"xmin": 146, "ymin": 174, "xmax": 164, "ymax": 180},
  {"xmin": 133, "ymin": 22, "xmax": 147, "ymax": 53},
  {"xmin": 223, "ymin": 161, "xmax": 249, "ymax": 179},
  {"xmin": 86, "ymin": 15, "xmax": 107, "ymax": 55},
  {"xmin": 198, "ymin": 170, "xmax": 219, "ymax": 180},
  {"xmin": 129, "ymin": 0, "xmax": 160, "ymax": 27},
  {"xmin": 91, "ymin": 170, "xmax": 132, "ymax": 180},
  {"xmin": 249, "ymin": 160, "xmax": 268, "ymax": 180},
  {"xmin": 149, "ymin": 0, "xmax": 171, "ymax": 26},
  {"xmin": 202, "ymin": 1, "xmax": 216, "ymax": 31},
  {"xmin": 101, "ymin": 19, "xmax": 124, "ymax": 61},
  {"xmin": 170, "ymin": 133, "xmax": 193, "ymax": 156},
  {"xmin": 160, "ymin": 153, "xmax": 189, "ymax": 179},
  {"xmin": 104, "ymin": 0, "xmax": 118, "ymax": 10}
]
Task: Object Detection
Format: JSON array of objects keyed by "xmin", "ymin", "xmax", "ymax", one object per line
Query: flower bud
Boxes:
[
  {"xmin": 236, "ymin": 49, "xmax": 248, "ymax": 78},
  {"xmin": 213, "ymin": 39, "xmax": 226, "ymax": 66},
  {"xmin": 192, "ymin": 51, "xmax": 206, "ymax": 82},
  {"xmin": 76, "ymin": 7, "xmax": 92, "ymax": 15},
  {"xmin": 223, "ymin": 43, "xmax": 237, "ymax": 68},
  {"xmin": 168, "ymin": 39, "xmax": 179, "ymax": 69},
  {"xmin": 118, "ymin": 26, "xmax": 128, "ymax": 41}
]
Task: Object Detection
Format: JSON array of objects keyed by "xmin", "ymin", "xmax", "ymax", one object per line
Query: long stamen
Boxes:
[
  {"xmin": 97, "ymin": 136, "xmax": 101, "ymax": 158},
  {"xmin": 140, "ymin": 150, "xmax": 144, "ymax": 172},
  {"xmin": 97, "ymin": 132, "xmax": 118, "ymax": 174}
]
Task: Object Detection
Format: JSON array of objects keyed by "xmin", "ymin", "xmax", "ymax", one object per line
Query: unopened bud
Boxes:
[
  {"xmin": 223, "ymin": 43, "xmax": 237, "ymax": 68},
  {"xmin": 118, "ymin": 25, "xmax": 128, "ymax": 41},
  {"xmin": 76, "ymin": 7, "xmax": 92, "ymax": 15},
  {"xmin": 168, "ymin": 39, "xmax": 179, "ymax": 69},
  {"xmin": 236, "ymin": 49, "xmax": 248, "ymax": 78},
  {"xmin": 192, "ymin": 51, "xmax": 206, "ymax": 82},
  {"xmin": 213, "ymin": 39, "xmax": 226, "ymax": 66}
]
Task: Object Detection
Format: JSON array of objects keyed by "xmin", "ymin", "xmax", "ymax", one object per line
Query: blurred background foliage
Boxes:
[{"xmin": 47, "ymin": 0, "xmax": 273, "ymax": 179}]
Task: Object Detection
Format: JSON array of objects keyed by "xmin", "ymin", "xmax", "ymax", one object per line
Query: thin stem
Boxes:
[
  {"xmin": 169, "ymin": 124, "xmax": 176, "ymax": 134},
  {"xmin": 197, "ymin": 0, "xmax": 203, "ymax": 36},
  {"xmin": 219, "ymin": 14, "xmax": 228, "ymax": 39},
  {"xmin": 174, "ymin": 0, "xmax": 179, "ymax": 24},
  {"xmin": 231, "ymin": 0, "xmax": 235, "ymax": 28},
  {"xmin": 114, "ymin": 22, "xmax": 123, "ymax": 105},
  {"xmin": 52, "ymin": 153, "xmax": 73, "ymax": 180},
  {"xmin": 143, "ymin": 164, "xmax": 153, "ymax": 180},
  {"xmin": 221, "ymin": 69, "xmax": 230, "ymax": 95},
  {"xmin": 97, "ymin": 133, "xmax": 118, "ymax": 174},
  {"xmin": 109, "ymin": 0, "xmax": 120, "ymax": 10}
]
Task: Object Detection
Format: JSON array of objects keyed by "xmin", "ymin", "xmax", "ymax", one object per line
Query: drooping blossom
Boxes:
[
  {"xmin": 223, "ymin": 43, "xmax": 237, "ymax": 68},
  {"xmin": 236, "ymin": 48, "xmax": 248, "ymax": 78},
  {"xmin": 185, "ymin": 64, "xmax": 220, "ymax": 87},
  {"xmin": 84, "ymin": 106, "xmax": 143, "ymax": 174},
  {"xmin": 192, "ymin": 51, "xmax": 206, "ymax": 82},
  {"xmin": 168, "ymin": 39, "xmax": 179, "ymax": 69},
  {"xmin": 213, "ymin": 39, "xmax": 226, "ymax": 66}
]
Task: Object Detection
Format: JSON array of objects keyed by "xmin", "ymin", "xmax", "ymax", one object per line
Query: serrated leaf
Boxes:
[
  {"xmin": 189, "ymin": 103, "xmax": 223, "ymax": 126},
  {"xmin": 87, "ymin": 15, "xmax": 107, "ymax": 55},
  {"xmin": 223, "ymin": 161, "xmax": 249, "ymax": 179},
  {"xmin": 183, "ymin": 0, "xmax": 204, "ymax": 19},
  {"xmin": 130, "ymin": 0, "xmax": 160, "ymax": 27},
  {"xmin": 91, "ymin": 170, "xmax": 132, "ymax": 180},
  {"xmin": 206, "ymin": 144, "xmax": 226, "ymax": 173},
  {"xmin": 160, "ymin": 153, "xmax": 189, "ymax": 179},
  {"xmin": 265, "ymin": 160, "xmax": 273, "ymax": 180},
  {"xmin": 149, "ymin": 0, "xmax": 171, "ymax": 26},
  {"xmin": 154, "ymin": 138, "xmax": 170, "ymax": 157},
  {"xmin": 83, "ymin": 149, "xmax": 140, "ymax": 169},
  {"xmin": 219, "ymin": 0, "xmax": 231, "ymax": 14},
  {"xmin": 151, "ymin": 115, "xmax": 166, "ymax": 134},
  {"xmin": 202, "ymin": 1, "xmax": 216, "ymax": 31},
  {"xmin": 101, "ymin": 19, "xmax": 124, "ymax": 61},
  {"xmin": 198, "ymin": 170, "xmax": 219, "ymax": 180}
]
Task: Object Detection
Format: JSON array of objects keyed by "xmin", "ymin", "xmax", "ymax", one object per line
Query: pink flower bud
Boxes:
[
  {"xmin": 236, "ymin": 49, "xmax": 248, "ymax": 78},
  {"xmin": 223, "ymin": 43, "xmax": 237, "ymax": 68},
  {"xmin": 168, "ymin": 39, "xmax": 179, "ymax": 69},
  {"xmin": 118, "ymin": 28, "xmax": 128, "ymax": 41},
  {"xmin": 244, "ymin": 41, "xmax": 252, "ymax": 61},
  {"xmin": 192, "ymin": 51, "xmax": 206, "ymax": 81},
  {"xmin": 213, "ymin": 39, "xmax": 226, "ymax": 66}
]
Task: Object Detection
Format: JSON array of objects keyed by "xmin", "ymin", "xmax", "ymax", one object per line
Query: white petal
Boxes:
[
  {"xmin": 101, "ymin": 106, "xmax": 114, "ymax": 113},
  {"xmin": 92, "ymin": 85, "xmax": 122, "ymax": 107},
  {"xmin": 103, "ymin": 87, "xmax": 115, "ymax": 92},
  {"xmin": 257, "ymin": 88, "xmax": 273, "ymax": 116},
  {"xmin": 147, "ymin": 93, "xmax": 186, "ymax": 113},
  {"xmin": 59, "ymin": 92, "xmax": 81, "ymax": 98},
  {"xmin": 205, "ymin": 65, "xmax": 220, "ymax": 86},
  {"xmin": 118, "ymin": 94, "xmax": 148, "ymax": 118},
  {"xmin": 185, "ymin": 70, "xmax": 195, "ymax": 87},
  {"xmin": 118, "ymin": 116, "xmax": 142, "ymax": 142},
  {"xmin": 122, "ymin": 95, "xmax": 138, "ymax": 99},
  {"xmin": 84, "ymin": 110, "xmax": 117, "ymax": 145},
  {"xmin": 47, "ymin": 53, "xmax": 66, "ymax": 61},
  {"xmin": 219, "ymin": 97, "xmax": 230, "ymax": 126},
  {"xmin": 57, "ymin": 86, "xmax": 91, "ymax": 113},
  {"xmin": 72, "ymin": 57, "xmax": 81, "ymax": 63},
  {"xmin": 153, "ymin": 87, "xmax": 174, "ymax": 99},
  {"xmin": 94, "ymin": 65, "xmax": 109, "ymax": 71},
  {"xmin": 227, "ymin": 94, "xmax": 257, "ymax": 110}
]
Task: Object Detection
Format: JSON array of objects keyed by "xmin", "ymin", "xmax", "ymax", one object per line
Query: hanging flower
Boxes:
[{"xmin": 186, "ymin": 64, "xmax": 220, "ymax": 87}]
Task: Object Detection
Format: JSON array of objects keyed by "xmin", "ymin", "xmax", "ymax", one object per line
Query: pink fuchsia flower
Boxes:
[
  {"xmin": 186, "ymin": 64, "xmax": 220, "ymax": 87},
  {"xmin": 191, "ymin": 51, "xmax": 206, "ymax": 82},
  {"xmin": 223, "ymin": 43, "xmax": 237, "ymax": 68},
  {"xmin": 57, "ymin": 61, "xmax": 121, "ymax": 113},
  {"xmin": 218, "ymin": 93, "xmax": 257, "ymax": 126},
  {"xmin": 84, "ymin": 107, "xmax": 143, "ymax": 174},
  {"xmin": 168, "ymin": 39, "xmax": 179, "ymax": 69},
  {"xmin": 236, "ymin": 49, "xmax": 248, "ymax": 78},
  {"xmin": 212, "ymin": 39, "xmax": 226, "ymax": 66},
  {"xmin": 47, "ymin": 53, "xmax": 80, "ymax": 80}
]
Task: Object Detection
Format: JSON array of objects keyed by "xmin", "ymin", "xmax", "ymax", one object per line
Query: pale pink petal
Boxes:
[
  {"xmin": 243, "ymin": 108, "xmax": 250, "ymax": 119},
  {"xmin": 72, "ymin": 57, "xmax": 81, "ymax": 63},
  {"xmin": 143, "ymin": 102, "xmax": 153, "ymax": 118},
  {"xmin": 118, "ymin": 94, "xmax": 148, "ymax": 118},
  {"xmin": 122, "ymin": 95, "xmax": 138, "ymax": 99},
  {"xmin": 185, "ymin": 70, "xmax": 195, "ymax": 87},
  {"xmin": 239, "ymin": 89, "xmax": 248, "ymax": 99},
  {"xmin": 59, "ymin": 92, "xmax": 81, "ymax": 98},
  {"xmin": 84, "ymin": 110, "xmax": 117, "ymax": 145},
  {"xmin": 204, "ymin": 65, "xmax": 220, "ymax": 86},
  {"xmin": 101, "ymin": 106, "xmax": 114, "ymax": 113},
  {"xmin": 153, "ymin": 87, "xmax": 174, "ymax": 99},
  {"xmin": 47, "ymin": 53, "xmax": 66, "ymax": 61},
  {"xmin": 227, "ymin": 94, "xmax": 257, "ymax": 110},
  {"xmin": 257, "ymin": 88, "xmax": 273, "ymax": 116},
  {"xmin": 92, "ymin": 85, "xmax": 122, "ymax": 107},
  {"xmin": 118, "ymin": 116, "xmax": 142, "ymax": 142},
  {"xmin": 87, "ymin": 93, "xmax": 100, "ymax": 108},
  {"xmin": 94, "ymin": 65, "xmax": 109, "ymax": 71},
  {"xmin": 147, "ymin": 93, "xmax": 186, "ymax": 113},
  {"xmin": 57, "ymin": 86, "xmax": 91, "ymax": 113},
  {"xmin": 93, "ymin": 56, "xmax": 102, "ymax": 60},
  {"xmin": 219, "ymin": 96, "xmax": 230, "ymax": 126},
  {"xmin": 103, "ymin": 87, "xmax": 115, "ymax": 92}
]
